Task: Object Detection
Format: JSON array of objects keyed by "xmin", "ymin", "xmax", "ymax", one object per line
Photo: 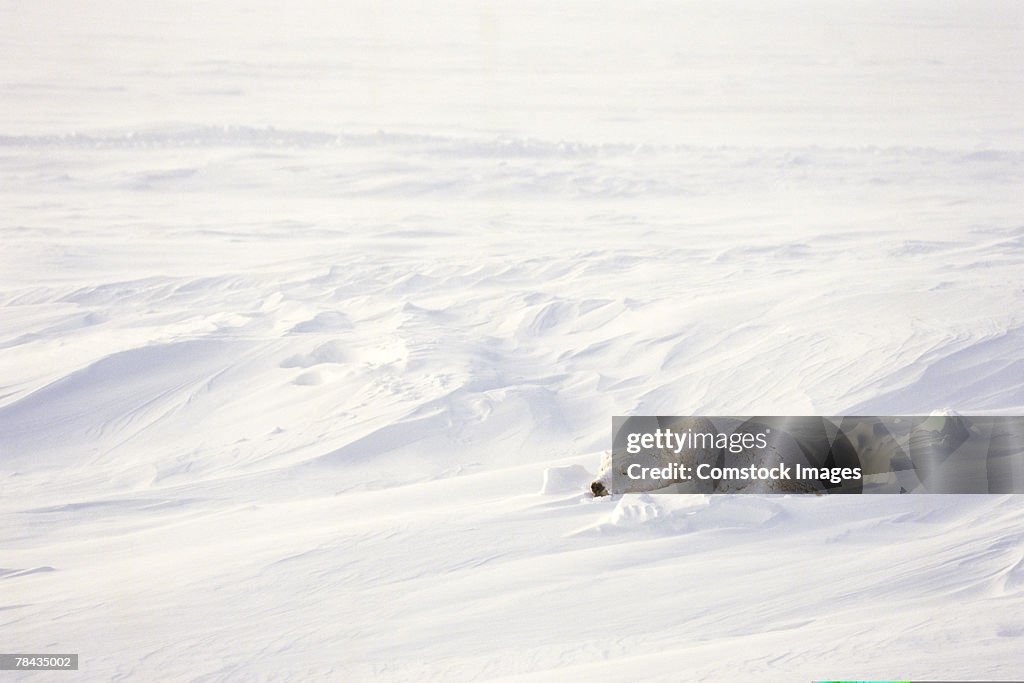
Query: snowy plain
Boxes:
[{"xmin": 2, "ymin": 0, "xmax": 1024, "ymax": 680}]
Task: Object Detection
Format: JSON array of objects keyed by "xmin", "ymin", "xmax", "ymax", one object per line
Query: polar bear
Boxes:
[
  {"xmin": 590, "ymin": 416, "xmax": 720, "ymax": 496},
  {"xmin": 591, "ymin": 416, "xmax": 862, "ymax": 496}
]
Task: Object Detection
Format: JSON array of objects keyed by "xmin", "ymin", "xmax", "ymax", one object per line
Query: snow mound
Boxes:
[
  {"xmin": 539, "ymin": 464, "xmax": 592, "ymax": 495},
  {"xmin": 583, "ymin": 494, "xmax": 787, "ymax": 536}
]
